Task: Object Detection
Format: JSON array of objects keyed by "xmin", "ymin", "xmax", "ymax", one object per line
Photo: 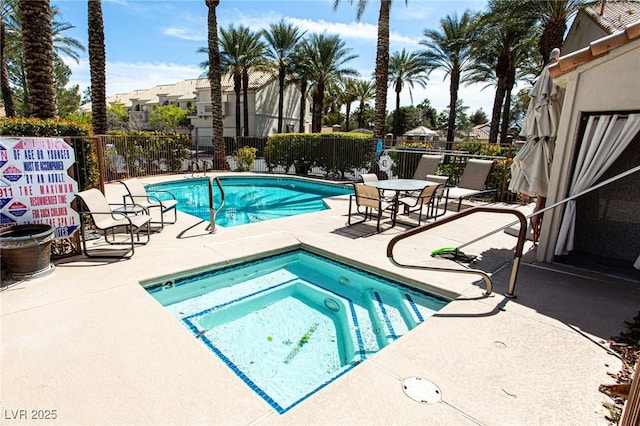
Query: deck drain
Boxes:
[{"xmin": 402, "ymin": 377, "xmax": 442, "ymax": 404}]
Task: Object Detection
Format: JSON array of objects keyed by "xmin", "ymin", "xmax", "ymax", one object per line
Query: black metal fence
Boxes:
[{"xmin": 72, "ymin": 134, "xmax": 514, "ymax": 201}]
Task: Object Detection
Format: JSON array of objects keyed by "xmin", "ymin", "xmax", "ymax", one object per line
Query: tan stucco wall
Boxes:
[
  {"xmin": 538, "ymin": 38, "xmax": 640, "ymax": 262},
  {"xmin": 562, "ymin": 11, "xmax": 609, "ymax": 55}
]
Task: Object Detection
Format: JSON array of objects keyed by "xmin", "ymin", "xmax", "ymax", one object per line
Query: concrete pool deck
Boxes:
[{"xmin": 2, "ymin": 174, "xmax": 639, "ymax": 425}]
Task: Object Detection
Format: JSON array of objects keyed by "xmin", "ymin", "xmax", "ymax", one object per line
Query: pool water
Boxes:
[
  {"xmin": 146, "ymin": 176, "xmax": 353, "ymax": 227},
  {"xmin": 144, "ymin": 249, "xmax": 449, "ymax": 413}
]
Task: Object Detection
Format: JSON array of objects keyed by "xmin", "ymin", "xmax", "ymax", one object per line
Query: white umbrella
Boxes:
[{"xmin": 509, "ymin": 49, "xmax": 564, "ymax": 198}]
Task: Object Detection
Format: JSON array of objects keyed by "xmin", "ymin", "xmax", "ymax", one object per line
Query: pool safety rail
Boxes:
[
  {"xmin": 207, "ymin": 177, "xmax": 225, "ymax": 234},
  {"xmin": 387, "ymin": 207, "xmax": 528, "ymax": 298},
  {"xmin": 387, "ymin": 164, "xmax": 640, "ymax": 299},
  {"xmin": 191, "ymin": 160, "xmax": 213, "ymax": 177}
]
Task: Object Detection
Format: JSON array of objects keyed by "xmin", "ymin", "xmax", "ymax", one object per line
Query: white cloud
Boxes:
[
  {"xmin": 288, "ymin": 18, "xmax": 376, "ymax": 41},
  {"xmin": 66, "ymin": 59, "xmax": 203, "ymax": 96},
  {"xmin": 218, "ymin": 8, "xmax": 284, "ymax": 31},
  {"xmin": 163, "ymin": 27, "xmax": 206, "ymax": 41}
]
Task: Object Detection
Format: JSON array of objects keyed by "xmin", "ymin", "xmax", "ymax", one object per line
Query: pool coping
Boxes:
[{"xmin": 1, "ymin": 172, "xmax": 637, "ymax": 424}]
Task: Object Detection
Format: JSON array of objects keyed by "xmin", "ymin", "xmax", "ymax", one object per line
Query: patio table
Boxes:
[{"xmin": 364, "ymin": 179, "xmax": 440, "ymax": 227}]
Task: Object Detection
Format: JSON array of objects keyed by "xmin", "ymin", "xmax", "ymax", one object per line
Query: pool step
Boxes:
[
  {"xmin": 369, "ymin": 290, "xmax": 412, "ymax": 344},
  {"xmin": 361, "ymin": 288, "xmax": 443, "ymax": 348}
]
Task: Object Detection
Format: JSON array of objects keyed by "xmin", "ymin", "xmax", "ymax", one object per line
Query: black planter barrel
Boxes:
[{"xmin": 0, "ymin": 224, "xmax": 55, "ymax": 280}]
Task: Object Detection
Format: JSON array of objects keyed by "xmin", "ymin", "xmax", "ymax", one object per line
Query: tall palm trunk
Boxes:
[
  {"xmin": 489, "ymin": 80, "xmax": 507, "ymax": 145},
  {"xmin": 242, "ymin": 69, "xmax": 249, "ymax": 137},
  {"xmin": 233, "ymin": 71, "xmax": 241, "ymax": 137},
  {"xmin": 19, "ymin": 0, "xmax": 56, "ymax": 119},
  {"xmin": 488, "ymin": 52, "xmax": 509, "ymax": 145},
  {"xmin": 446, "ymin": 67, "xmax": 459, "ymax": 150},
  {"xmin": 312, "ymin": 82, "xmax": 324, "ymax": 133},
  {"xmin": 205, "ymin": 0, "xmax": 229, "ymax": 170},
  {"xmin": 499, "ymin": 64, "xmax": 516, "ymax": 144},
  {"xmin": 277, "ymin": 66, "xmax": 286, "ymax": 133},
  {"xmin": 393, "ymin": 85, "xmax": 401, "ymax": 136},
  {"xmin": 540, "ymin": 20, "xmax": 565, "ymax": 65},
  {"xmin": 0, "ymin": 21, "xmax": 15, "ymax": 117},
  {"xmin": 344, "ymin": 102, "xmax": 351, "ymax": 132},
  {"xmin": 298, "ymin": 77, "xmax": 307, "ymax": 133},
  {"xmin": 358, "ymin": 99, "xmax": 366, "ymax": 129},
  {"xmin": 88, "ymin": 0, "xmax": 107, "ymax": 135},
  {"xmin": 373, "ymin": 0, "xmax": 390, "ymax": 139}
]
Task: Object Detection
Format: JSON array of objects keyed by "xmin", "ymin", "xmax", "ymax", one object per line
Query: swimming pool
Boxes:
[
  {"xmin": 146, "ymin": 176, "xmax": 353, "ymax": 227},
  {"xmin": 144, "ymin": 248, "xmax": 449, "ymax": 413}
]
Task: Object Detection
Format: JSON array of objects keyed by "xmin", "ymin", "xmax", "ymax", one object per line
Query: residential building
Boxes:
[
  {"xmin": 538, "ymin": 16, "xmax": 640, "ymax": 271},
  {"xmin": 562, "ymin": 1, "xmax": 640, "ymax": 55},
  {"xmin": 80, "ymin": 72, "xmax": 311, "ymax": 140},
  {"xmin": 468, "ymin": 123, "xmax": 490, "ymax": 142},
  {"xmin": 191, "ymin": 71, "xmax": 310, "ymax": 144}
]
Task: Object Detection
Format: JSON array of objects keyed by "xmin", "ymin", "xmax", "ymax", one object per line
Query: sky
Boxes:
[{"xmin": 53, "ymin": 0, "xmax": 497, "ymax": 117}]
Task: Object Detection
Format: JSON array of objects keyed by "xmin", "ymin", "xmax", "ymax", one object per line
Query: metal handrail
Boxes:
[
  {"xmin": 207, "ymin": 176, "xmax": 225, "ymax": 234},
  {"xmin": 387, "ymin": 207, "xmax": 528, "ymax": 298},
  {"xmin": 203, "ymin": 160, "xmax": 213, "ymax": 176},
  {"xmin": 387, "ymin": 165, "xmax": 640, "ymax": 299},
  {"xmin": 190, "ymin": 160, "xmax": 199, "ymax": 177}
]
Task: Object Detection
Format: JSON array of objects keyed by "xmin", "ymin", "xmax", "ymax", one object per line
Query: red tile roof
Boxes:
[{"xmin": 583, "ymin": 1, "xmax": 640, "ymax": 34}]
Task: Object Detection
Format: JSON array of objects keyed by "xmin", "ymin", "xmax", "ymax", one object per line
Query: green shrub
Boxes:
[
  {"xmin": 458, "ymin": 141, "xmax": 511, "ymax": 157},
  {"xmin": 233, "ymin": 146, "xmax": 257, "ymax": 171},
  {"xmin": 264, "ymin": 132, "xmax": 372, "ymax": 178}
]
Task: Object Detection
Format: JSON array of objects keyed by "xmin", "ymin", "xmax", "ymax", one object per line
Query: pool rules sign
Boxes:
[{"xmin": 0, "ymin": 136, "xmax": 80, "ymax": 238}]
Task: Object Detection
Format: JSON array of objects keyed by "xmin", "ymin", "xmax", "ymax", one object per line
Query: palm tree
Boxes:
[
  {"xmin": 420, "ymin": 11, "xmax": 476, "ymax": 151},
  {"xmin": 238, "ymin": 28, "xmax": 266, "ymax": 137},
  {"xmin": 470, "ymin": 1, "xmax": 538, "ymax": 144},
  {"xmin": 4, "ymin": 2, "xmax": 84, "ymax": 117},
  {"xmin": 205, "ymin": 0, "xmax": 228, "ymax": 170},
  {"xmin": 289, "ymin": 45, "xmax": 312, "ymax": 133},
  {"xmin": 535, "ymin": 0, "xmax": 584, "ymax": 64},
  {"xmin": 299, "ymin": 33, "xmax": 358, "ymax": 132},
  {"xmin": 388, "ymin": 48, "xmax": 429, "ymax": 136},
  {"xmin": 0, "ymin": 0, "xmax": 18, "ymax": 117},
  {"xmin": 219, "ymin": 25, "xmax": 245, "ymax": 137},
  {"xmin": 88, "ymin": 0, "xmax": 106, "ymax": 135},
  {"xmin": 263, "ymin": 20, "xmax": 305, "ymax": 133},
  {"xmin": 334, "ymin": 0, "xmax": 404, "ymax": 139},
  {"xmin": 18, "ymin": 0, "xmax": 56, "ymax": 118},
  {"xmin": 352, "ymin": 78, "xmax": 375, "ymax": 129},
  {"xmin": 339, "ymin": 77, "xmax": 359, "ymax": 131},
  {"xmin": 219, "ymin": 25, "xmax": 266, "ymax": 137},
  {"xmin": 321, "ymin": 79, "xmax": 341, "ymax": 126}
]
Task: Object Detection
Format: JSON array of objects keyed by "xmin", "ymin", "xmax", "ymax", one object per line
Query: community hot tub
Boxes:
[{"xmin": 143, "ymin": 248, "xmax": 450, "ymax": 413}]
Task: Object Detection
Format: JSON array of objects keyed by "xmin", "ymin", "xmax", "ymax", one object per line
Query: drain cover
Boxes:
[{"xmin": 401, "ymin": 377, "xmax": 442, "ymax": 404}]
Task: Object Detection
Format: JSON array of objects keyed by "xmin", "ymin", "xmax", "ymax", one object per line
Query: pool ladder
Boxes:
[
  {"xmin": 190, "ymin": 160, "xmax": 213, "ymax": 177},
  {"xmin": 207, "ymin": 176, "xmax": 225, "ymax": 234}
]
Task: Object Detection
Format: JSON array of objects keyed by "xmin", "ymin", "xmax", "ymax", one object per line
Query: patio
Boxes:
[{"xmin": 1, "ymin": 173, "xmax": 638, "ymax": 425}]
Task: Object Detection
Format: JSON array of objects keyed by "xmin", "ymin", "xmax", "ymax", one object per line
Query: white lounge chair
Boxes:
[
  {"xmin": 75, "ymin": 188, "xmax": 151, "ymax": 258},
  {"xmin": 120, "ymin": 178, "xmax": 178, "ymax": 230}
]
